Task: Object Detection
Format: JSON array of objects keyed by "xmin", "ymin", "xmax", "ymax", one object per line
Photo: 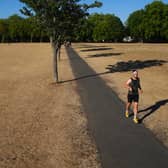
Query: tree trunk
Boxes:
[
  {"xmin": 40, "ymin": 32, "xmax": 43, "ymax": 43},
  {"xmin": 50, "ymin": 36, "xmax": 53, "ymax": 45},
  {"xmin": 30, "ymin": 33, "xmax": 33, "ymax": 42},
  {"xmin": 58, "ymin": 45, "xmax": 61, "ymax": 61},
  {"xmin": 1, "ymin": 35, "xmax": 5, "ymax": 43},
  {"xmin": 52, "ymin": 42, "xmax": 59, "ymax": 83}
]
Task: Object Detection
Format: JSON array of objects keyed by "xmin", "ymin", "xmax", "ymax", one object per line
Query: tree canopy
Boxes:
[
  {"xmin": 126, "ymin": 1, "xmax": 168, "ymax": 42},
  {"xmin": 18, "ymin": 0, "xmax": 102, "ymax": 82},
  {"xmin": 19, "ymin": 0, "xmax": 102, "ymax": 44},
  {"xmin": 0, "ymin": 15, "xmax": 48, "ymax": 42},
  {"xmin": 126, "ymin": 10, "xmax": 144, "ymax": 41},
  {"xmin": 73, "ymin": 13, "xmax": 125, "ymax": 42},
  {"xmin": 92, "ymin": 14, "xmax": 124, "ymax": 42}
]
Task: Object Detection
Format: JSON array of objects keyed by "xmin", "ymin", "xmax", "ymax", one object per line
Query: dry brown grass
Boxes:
[{"xmin": 0, "ymin": 43, "xmax": 101, "ymax": 168}]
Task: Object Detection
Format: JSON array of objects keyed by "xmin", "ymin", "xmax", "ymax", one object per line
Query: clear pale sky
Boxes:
[{"xmin": 0, "ymin": 0, "xmax": 168, "ymax": 23}]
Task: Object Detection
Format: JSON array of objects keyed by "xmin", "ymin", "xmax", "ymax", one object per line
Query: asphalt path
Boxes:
[{"xmin": 65, "ymin": 47, "xmax": 168, "ymax": 168}]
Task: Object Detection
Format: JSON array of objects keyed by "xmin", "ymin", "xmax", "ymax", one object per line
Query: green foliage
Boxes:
[
  {"xmin": 19, "ymin": 0, "xmax": 102, "ymax": 44},
  {"xmin": 126, "ymin": 1, "xmax": 168, "ymax": 42},
  {"xmin": 74, "ymin": 18, "xmax": 94, "ymax": 41},
  {"xmin": 18, "ymin": 0, "xmax": 102, "ymax": 82},
  {"xmin": 1, "ymin": 1, "xmax": 168, "ymax": 43},
  {"xmin": 92, "ymin": 14, "xmax": 124, "ymax": 42},
  {"xmin": 0, "ymin": 19, "xmax": 9, "ymax": 42},
  {"xmin": 74, "ymin": 13, "xmax": 125, "ymax": 42},
  {"xmin": 8, "ymin": 15, "xmax": 24, "ymax": 41},
  {"xmin": 0, "ymin": 15, "xmax": 48, "ymax": 42},
  {"xmin": 126, "ymin": 10, "xmax": 144, "ymax": 41},
  {"xmin": 143, "ymin": 1, "xmax": 168, "ymax": 41}
]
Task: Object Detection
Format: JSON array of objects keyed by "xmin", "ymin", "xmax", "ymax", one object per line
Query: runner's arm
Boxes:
[
  {"xmin": 138, "ymin": 78, "xmax": 143, "ymax": 93},
  {"xmin": 126, "ymin": 79, "xmax": 132, "ymax": 91}
]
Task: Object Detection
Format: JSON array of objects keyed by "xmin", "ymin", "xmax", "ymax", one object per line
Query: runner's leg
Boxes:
[
  {"xmin": 125, "ymin": 95, "xmax": 132, "ymax": 117},
  {"xmin": 126, "ymin": 102, "xmax": 131, "ymax": 111},
  {"xmin": 133, "ymin": 102, "xmax": 138, "ymax": 119}
]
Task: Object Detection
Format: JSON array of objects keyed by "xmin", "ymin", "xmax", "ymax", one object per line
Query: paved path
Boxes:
[{"xmin": 65, "ymin": 47, "xmax": 168, "ymax": 168}]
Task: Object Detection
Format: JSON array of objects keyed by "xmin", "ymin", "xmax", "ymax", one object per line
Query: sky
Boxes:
[{"xmin": 0, "ymin": 0, "xmax": 168, "ymax": 23}]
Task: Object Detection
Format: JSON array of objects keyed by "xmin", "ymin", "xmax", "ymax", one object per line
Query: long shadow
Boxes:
[
  {"xmin": 106, "ymin": 60, "xmax": 167, "ymax": 72},
  {"xmin": 59, "ymin": 71, "xmax": 110, "ymax": 84},
  {"xmin": 87, "ymin": 52, "xmax": 123, "ymax": 58},
  {"xmin": 81, "ymin": 47, "xmax": 113, "ymax": 52},
  {"xmin": 61, "ymin": 59, "xmax": 167, "ymax": 83},
  {"xmin": 61, "ymin": 56, "xmax": 81, "ymax": 61},
  {"xmin": 78, "ymin": 45, "xmax": 107, "ymax": 49},
  {"xmin": 138, "ymin": 99, "xmax": 168, "ymax": 123}
]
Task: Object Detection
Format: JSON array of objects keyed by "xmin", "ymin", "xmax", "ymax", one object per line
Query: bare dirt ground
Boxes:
[
  {"xmin": 73, "ymin": 43, "xmax": 168, "ymax": 148},
  {"xmin": 0, "ymin": 43, "xmax": 101, "ymax": 168}
]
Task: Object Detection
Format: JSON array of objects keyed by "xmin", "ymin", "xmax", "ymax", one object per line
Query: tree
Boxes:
[
  {"xmin": 126, "ymin": 10, "xmax": 144, "ymax": 42},
  {"xmin": 20, "ymin": 0, "xmax": 102, "ymax": 82},
  {"xmin": 0, "ymin": 19, "xmax": 9, "ymax": 42},
  {"xmin": 24, "ymin": 17, "xmax": 47, "ymax": 42},
  {"xmin": 91, "ymin": 14, "xmax": 124, "ymax": 42},
  {"xmin": 161, "ymin": 4, "xmax": 168, "ymax": 40},
  {"xmin": 8, "ymin": 14, "xmax": 24, "ymax": 42},
  {"xmin": 0, "ymin": 15, "xmax": 49, "ymax": 43},
  {"xmin": 73, "ymin": 13, "xmax": 104, "ymax": 42},
  {"xmin": 73, "ymin": 17, "xmax": 94, "ymax": 42},
  {"xmin": 143, "ymin": 1, "xmax": 168, "ymax": 42},
  {"xmin": 126, "ymin": 1, "xmax": 168, "ymax": 42}
]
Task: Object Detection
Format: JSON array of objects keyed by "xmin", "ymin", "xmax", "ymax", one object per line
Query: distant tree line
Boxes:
[
  {"xmin": 0, "ymin": 1, "xmax": 168, "ymax": 43},
  {"xmin": 126, "ymin": 1, "xmax": 168, "ymax": 42},
  {"xmin": 0, "ymin": 15, "xmax": 49, "ymax": 42},
  {"xmin": 74, "ymin": 13, "xmax": 125, "ymax": 42}
]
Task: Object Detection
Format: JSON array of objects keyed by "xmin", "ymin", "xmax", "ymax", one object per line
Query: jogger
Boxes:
[{"xmin": 125, "ymin": 70, "xmax": 143, "ymax": 123}]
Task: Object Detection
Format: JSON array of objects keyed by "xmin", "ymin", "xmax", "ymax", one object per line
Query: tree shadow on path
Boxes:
[
  {"xmin": 60, "ymin": 59, "xmax": 167, "ymax": 84},
  {"xmin": 77, "ymin": 45, "xmax": 107, "ymax": 49},
  {"xmin": 86, "ymin": 52, "xmax": 123, "ymax": 58},
  {"xmin": 106, "ymin": 60, "xmax": 167, "ymax": 72},
  {"xmin": 138, "ymin": 99, "xmax": 168, "ymax": 123},
  {"xmin": 63, "ymin": 48, "xmax": 167, "ymax": 83},
  {"xmin": 80, "ymin": 47, "xmax": 112, "ymax": 52},
  {"xmin": 59, "ymin": 71, "xmax": 110, "ymax": 84}
]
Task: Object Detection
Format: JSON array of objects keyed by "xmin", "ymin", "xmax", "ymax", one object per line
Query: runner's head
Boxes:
[{"xmin": 132, "ymin": 69, "xmax": 138, "ymax": 78}]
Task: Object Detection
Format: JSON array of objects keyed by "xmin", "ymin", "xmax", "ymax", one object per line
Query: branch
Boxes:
[
  {"xmin": 82, "ymin": 1, "xmax": 102, "ymax": 10},
  {"xmin": 20, "ymin": 6, "xmax": 33, "ymax": 16}
]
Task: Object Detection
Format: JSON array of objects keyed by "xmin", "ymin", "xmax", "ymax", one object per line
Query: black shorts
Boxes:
[{"xmin": 127, "ymin": 94, "xmax": 139, "ymax": 103}]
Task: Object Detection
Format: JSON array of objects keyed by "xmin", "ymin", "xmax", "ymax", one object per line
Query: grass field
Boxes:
[
  {"xmin": 0, "ymin": 43, "xmax": 100, "ymax": 168},
  {"xmin": 0, "ymin": 43, "xmax": 168, "ymax": 167},
  {"xmin": 73, "ymin": 43, "xmax": 168, "ymax": 147}
]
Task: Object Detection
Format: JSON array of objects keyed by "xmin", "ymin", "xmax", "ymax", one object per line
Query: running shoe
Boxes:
[
  {"xmin": 125, "ymin": 111, "xmax": 129, "ymax": 118},
  {"xmin": 133, "ymin": 117, "xmax": 139, "ymax": 124}
]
